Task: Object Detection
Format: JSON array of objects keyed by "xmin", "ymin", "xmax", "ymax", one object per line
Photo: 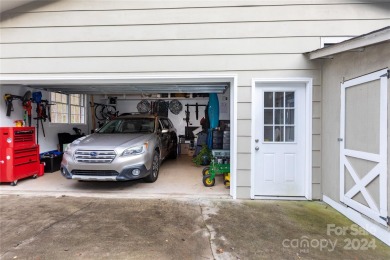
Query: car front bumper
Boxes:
[
  {"xmin": 60, "ymin": 164, "xmax": 150, "ymax": 181},
  {"xmin": 60, "ymin": 151, "xmax": 153, "ymax": 181}
]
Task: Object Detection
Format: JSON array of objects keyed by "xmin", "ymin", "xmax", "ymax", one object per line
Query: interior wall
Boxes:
[
  {"xmin": 0, "ymin": 85, "xmax": 89, "ymax": 153},
  {"xmin": 95, "ymin": 92, "xmax": 230, "ymax": 137}
]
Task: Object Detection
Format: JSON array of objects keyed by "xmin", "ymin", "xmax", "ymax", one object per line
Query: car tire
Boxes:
[
  {"xmin": 170, "ymin": 143, "xmax": 178, "ymax": 159},
  {"xmin": 145, "ymin": 151, "xmax": 160, "ymax": 183}
]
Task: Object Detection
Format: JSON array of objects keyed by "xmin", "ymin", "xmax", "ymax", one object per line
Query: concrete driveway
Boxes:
[{"xmin": 1, "ymin": 195, "xmax": 389, "ymax": 260}]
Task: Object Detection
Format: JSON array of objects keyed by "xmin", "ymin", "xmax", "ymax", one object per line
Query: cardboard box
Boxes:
[
  {"xmin": 188, "ymin": 149, "xmax": 195, "ymax": 157},
  {"xmin": 180, "ymin": 144, "xmax": 189, "ymax": 155}
]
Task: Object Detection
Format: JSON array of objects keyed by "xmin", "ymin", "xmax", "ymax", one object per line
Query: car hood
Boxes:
[{"xmin": 72, "ymin": 133, "xmax": 153, "ymax": 149}]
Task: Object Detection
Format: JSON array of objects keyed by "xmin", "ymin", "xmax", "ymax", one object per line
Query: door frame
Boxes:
[{"xmin": 250, "ymin": 78, "xmax": 313, "ymax": 200}]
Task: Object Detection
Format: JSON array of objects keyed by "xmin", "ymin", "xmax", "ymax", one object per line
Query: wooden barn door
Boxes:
[{"xmin": 340, "ymin": 69, "xmax": 388, "ymax": 226}]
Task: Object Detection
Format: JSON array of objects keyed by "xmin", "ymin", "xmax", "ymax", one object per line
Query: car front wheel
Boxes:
[
  {"xmin": 145, "ymin": 152, "xmax": 160, "ymax": 183},
  {"xmin": 170, "ymin": 142, "xmax": 178, "ymax": 159}
]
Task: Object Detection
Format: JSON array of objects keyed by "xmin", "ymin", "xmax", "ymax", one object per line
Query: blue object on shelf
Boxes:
[{"xmin": 40, "ymin": 150, "xmax": 63, "ymax": 159}]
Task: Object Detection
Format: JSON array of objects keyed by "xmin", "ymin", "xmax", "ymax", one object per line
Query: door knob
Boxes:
[{"xmin": 255, "ymin": 146, "xmax": 259, "ymax": 151}]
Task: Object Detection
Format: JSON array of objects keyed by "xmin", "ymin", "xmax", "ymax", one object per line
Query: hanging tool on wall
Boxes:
[
  {"xmin": 184, "ymin": 104, "xmax": 191, "ymax": 127},
  {"xmin": 183, "ymin": 103, "xmax": 207, "ymax": 127},
  {"xmin": 90, "ymin": 96, "xmax": 96, "ymax": 130},
  {"xmin": 41, "ymin": 99, "xmax": 53, "ymax": 123},
  {"xmin": 3, "ymin": 94, "xmax": 22, "ymax": 117},
  {"xmin": 195, "ymin": 103, "xmax": 199, "ymax": 120},
  {"xmin": 32, "ymin": 92, "xmax": 45, "ymax": 143},
  {"xmin": 22, "ymin": 91, "xmax": 32, "ymax": 126}
]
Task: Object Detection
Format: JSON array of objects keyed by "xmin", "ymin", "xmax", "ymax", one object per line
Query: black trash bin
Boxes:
[{"xmin": 40, "ymin": 151, "xmax": 63, "ymax": 173}]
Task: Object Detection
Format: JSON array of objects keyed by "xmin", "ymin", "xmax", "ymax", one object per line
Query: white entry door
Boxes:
[
  {"xmin": 340, "ymin": 69, "xmax": 388, "ymax": 226},
  {"xmin": 254, "ymin": 83, "xmax": 306, "ymax": 196}
]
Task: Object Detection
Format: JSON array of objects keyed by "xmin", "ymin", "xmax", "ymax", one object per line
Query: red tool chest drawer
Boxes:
[
  {"xmin": 14, "ymin": 147, "xmax": 39, "ymax": 165},
  {"xmin": 0, "ymin": 127, "xmax": 40, "ymax": 185}
]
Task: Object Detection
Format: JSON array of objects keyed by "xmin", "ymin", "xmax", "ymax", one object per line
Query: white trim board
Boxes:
[
  {"xmin": 230, "ymin": 75, "xmax": 238, "ymax": 199},
  {"xmin": 250, "ymin": 78, "xmax": 312, "ymax": 200},
  {"xmin": 323, "ymin": 195, "xmax": 390, "ymax": 246},
  {"xmin": 254, "ymin": 196, "xmax": 307, "ymax": 201},
  {"xmin": 309, "ymin": 27, "xmax": 390, "ymax": 60},
  {"xmin": 320, "ymin": 37, "xmax": 353, "ymax": 48}
]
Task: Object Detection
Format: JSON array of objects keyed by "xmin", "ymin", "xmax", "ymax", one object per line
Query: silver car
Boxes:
[{"xmin": 60, "ymin": 115, "xmax": 177, "ymax": 182}]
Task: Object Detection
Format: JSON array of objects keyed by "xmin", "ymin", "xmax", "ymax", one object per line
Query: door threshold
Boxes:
[{"xmin": 254, "ymin": 196, "xmax": 308, "ymax": 201}]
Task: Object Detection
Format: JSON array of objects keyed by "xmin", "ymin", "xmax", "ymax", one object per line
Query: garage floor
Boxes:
[{"xmin": 0, "ymin": 155, "xmax": 229, "ymax": 198}]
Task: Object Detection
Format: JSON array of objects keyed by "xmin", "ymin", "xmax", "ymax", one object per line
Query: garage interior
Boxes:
[{"xmin": 1, "ymin": 76, "xmax": 235, "ymax": 198}]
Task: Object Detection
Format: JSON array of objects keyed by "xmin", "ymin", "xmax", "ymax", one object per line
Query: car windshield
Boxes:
[{"xmin": 97, "ymin": 118, "xmax": 155, "ymax": 133}]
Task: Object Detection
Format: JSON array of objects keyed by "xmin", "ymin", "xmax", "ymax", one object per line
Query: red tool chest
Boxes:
[{"xmin": 0, "ymin": 127, "xmax": 40, "ymax": 185}]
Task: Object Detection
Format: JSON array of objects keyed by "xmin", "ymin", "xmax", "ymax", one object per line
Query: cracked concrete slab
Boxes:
[
  {"xmin": 1, "ymin": 195, "xmax": 213, "ymax": 260},
  {"xmin": 1, "ymin": 195, "xmax": 389, "ymax": 260}
]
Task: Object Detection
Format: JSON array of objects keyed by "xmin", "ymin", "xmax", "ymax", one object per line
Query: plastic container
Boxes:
[{"xmin": 38, "ymin": 163, "xmax": 45, "ymax": 176}]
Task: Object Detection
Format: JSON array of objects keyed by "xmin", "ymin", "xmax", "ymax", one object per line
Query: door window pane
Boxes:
[
  {"xmin": 285, "ymin": 109, "xmax": 294, "ymax": 125},
  {"xmin": 275, "ymin": 109, "xmax": 284, "ymax": 124},
  {"xmin": 274, "ymin": 126, "xmax": 284, "ymax": 142},
  {"xmin": 264, "ymin": 92, "xmax": 273, "ymax": 107},
  {"xmin": 285, "ymin": 126, "xmax": 295, "ymax": 142},
  {"xmin": 285, "ymin": 92, "xmax": 295, "ymax": 107},
  {"xmin": 264, "ymin": 109, "xmax": 273, "ymax": 124},
  {"xmin": 275, "ymin": 92, "xmax": 284, "ymax": 107},
  {"xmin": 263, "ymin": 91, "xmax": 295, "ymax": 142},
  {"xmin": 264, "ymin": 126, "xmax": 273, "ymax": 142}
]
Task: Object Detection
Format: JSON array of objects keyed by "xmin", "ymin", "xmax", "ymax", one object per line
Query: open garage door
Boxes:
[{"xmin": 0, "ymin": 75, "xmax": 237, "ymax": 199}]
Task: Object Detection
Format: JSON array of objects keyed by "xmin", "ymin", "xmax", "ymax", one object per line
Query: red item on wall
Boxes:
[{"xmin": 0, "ymin": 127, "xmax": 40, "ymax": 185}]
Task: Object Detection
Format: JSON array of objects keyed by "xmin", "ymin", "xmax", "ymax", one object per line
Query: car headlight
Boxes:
[
  {"xmin": 121, "ymin": 143, "xmax": 148, "ymax": 157},
  {"xmin": 64, "ymin": 144, "xmax": 72, "ymax": 155}
]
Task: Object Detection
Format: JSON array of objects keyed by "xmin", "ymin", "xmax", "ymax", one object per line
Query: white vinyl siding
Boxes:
[
  {"xmin": 5, "ymin": 0, "xmax": 390, "ymax": 12},
  {"xmin": 2, "ymin": 4, "xmax": 389, "ymax": 28},
  {"xmin": 0, "ymin": 55, "xmax": 318, "ymax": 74},
  {"xmin": 1, "ymin": 0, "xmax": 389, "ymax": 198},
  {"xmin": 2, "ymin": 20, "xmax": 389, "ymax": 44}
]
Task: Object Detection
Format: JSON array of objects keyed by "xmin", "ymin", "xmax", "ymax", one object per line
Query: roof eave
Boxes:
[
  {"xmin": 0, "ymin": 0, "xmax": 37, "ymax": 14},
  {"xmin": 308, "ymin": 27, "xmax": 390, "ymax": 60}
]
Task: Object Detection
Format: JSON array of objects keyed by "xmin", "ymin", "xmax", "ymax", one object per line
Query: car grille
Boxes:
[
  {"xmin": 74, "ymin": 150, "xmax": 116, "ymax": 163},
  {"xmin": 71, "ymin": 170, "xmax": 119, "ymax": 176}
]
